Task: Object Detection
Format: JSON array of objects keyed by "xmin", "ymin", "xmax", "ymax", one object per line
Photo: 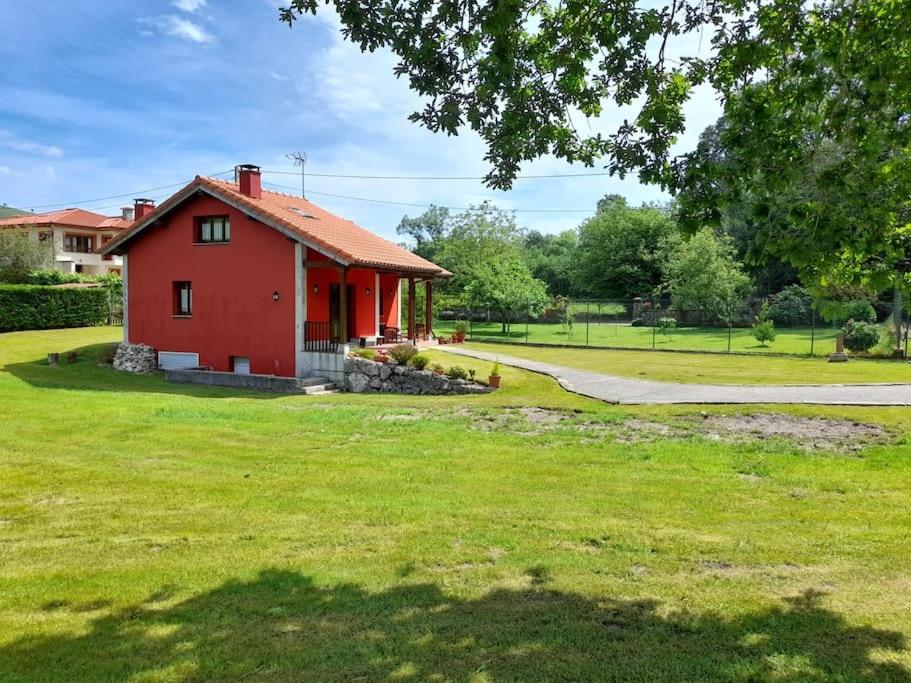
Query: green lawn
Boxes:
[
  {"xmin": 1, "ymin": 327, "xmax": 910, "ymax": 681},
  {"xmin": 464, "ymin": 341, "xmax": 911, "ymax": 385},
  {"xmin": 436, "ymin": 320, "xmax": 839, "ymax": 356}
]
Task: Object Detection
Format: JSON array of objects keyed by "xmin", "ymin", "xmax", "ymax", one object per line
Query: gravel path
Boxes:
[{"xmin": 437, "ymin": 346, "xmax": 911, "ymax": 405}]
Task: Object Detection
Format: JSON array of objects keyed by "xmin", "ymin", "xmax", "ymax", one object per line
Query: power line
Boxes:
[
  {"xmin": 262, "ymin": 180, "xmax": 595, "ymax": 213},
  {"xmin": 23, "ymin": 169, "xmax": 235, "ymax": 211},
  {"xmin": 261, "ymin": 168, "xmax": 611, "ymax": 181}
]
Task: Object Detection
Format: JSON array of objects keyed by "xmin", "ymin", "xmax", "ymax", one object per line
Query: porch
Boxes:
[{"xmin": 296, "ymin": 249, "xmax": 445, "ymax": 378}]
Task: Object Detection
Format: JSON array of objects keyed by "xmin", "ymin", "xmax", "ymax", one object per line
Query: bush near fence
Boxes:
[{"xmin": 0, "ymin": 285, "xmax": 109, "ymax": 332}]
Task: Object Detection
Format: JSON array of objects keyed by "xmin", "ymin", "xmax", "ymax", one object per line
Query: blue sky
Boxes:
[{"xmin": 0, "ymin": 1, "xmax": 721, "ymax": 241}]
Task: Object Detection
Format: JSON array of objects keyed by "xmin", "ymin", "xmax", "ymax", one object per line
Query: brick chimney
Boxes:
[
  {"xmin": 134, "ymin": 198, "xmax": 156, "ymax": 220},
  {"xmin": 121, "ymin": 206, "xmax": 134, "ymax": 221},
  {"xmin": 237, "ymin": 164, "xmax": 262, "ymax": 199}
]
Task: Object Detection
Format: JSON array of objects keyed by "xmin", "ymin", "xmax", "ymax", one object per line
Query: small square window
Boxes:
[
  {"xmin": 173, "ymin": 281, "xmax": 192, "ymax": 316},
  {"xmin": 196, "ymin": 216, "xmax": 230, "ymax": 243}
]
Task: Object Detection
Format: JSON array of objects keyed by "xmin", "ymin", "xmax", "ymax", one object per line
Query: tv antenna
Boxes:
[{"xmin": 286, "ymin": 152, "xmax": 308, "ymax": 198}]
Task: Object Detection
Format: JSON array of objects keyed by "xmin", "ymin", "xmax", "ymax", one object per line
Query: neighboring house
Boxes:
[
  {"xmin": 101, "ymin": 164, "xmax": 451, "ymax": 379},
  {"xmin": 0, "ymin": 207, "xmax": 133, "ymax": 275}
]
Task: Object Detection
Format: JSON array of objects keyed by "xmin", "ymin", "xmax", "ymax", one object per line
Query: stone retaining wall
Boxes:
[
  {"xmin": 344, "ymin": 356, "xmax": 492, "ymax": 395},
  {"xmin": 112, "ymin": 342, "xmax": 157, "ymax": 374}
]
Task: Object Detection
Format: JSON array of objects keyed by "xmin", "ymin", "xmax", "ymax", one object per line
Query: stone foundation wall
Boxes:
[
  {"xmin": 344, "ymin": 357, "xmax": 492, "ymax": 395},
  {"xmin": 113, "ymin": 342, "xmax": 157, "ymax": 374}
]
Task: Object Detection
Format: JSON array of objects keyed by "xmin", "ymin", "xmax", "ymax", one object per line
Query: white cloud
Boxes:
[
  {"xmin": 0, "ymin": 165, "xmax": 11, "ymax": 175},
  {"xmin": 0, "ymin": 130, "xmax": 63, "ymax": 158},
  {"xmin": 172, "ymin": 0, "xmax": 207, "ymax": 13},
  {"xmin": 163, "ymin": 16, "xmax": 214, "ymax": 43}
]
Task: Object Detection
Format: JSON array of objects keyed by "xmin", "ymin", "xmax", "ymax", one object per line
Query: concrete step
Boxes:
[
  {"xmin": 297, "ymin": 376, "xmax": 336, "ymax": 388},
  {"xmin": 304, "ymin": 388, "xmax": 341, "ymax": 396},
  {"xmin": 299, "ymin": 381, "xmax": 338, "ymax": 395}
]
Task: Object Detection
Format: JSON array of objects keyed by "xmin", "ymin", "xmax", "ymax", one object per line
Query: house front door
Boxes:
[{"xmin": 329, "ymin": 283, "xmax": 355, "ymax": 341}]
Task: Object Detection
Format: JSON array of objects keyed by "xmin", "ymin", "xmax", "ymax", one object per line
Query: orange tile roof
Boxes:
[
  {"xmin": 104, "ymin": 176, "xmax": 451, "ymax": 277},
  {"xmin": 0, "ymin": 207, "xmax": 131, "ymax": 231}
]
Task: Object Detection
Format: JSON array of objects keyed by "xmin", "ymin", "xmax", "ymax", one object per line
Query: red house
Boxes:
[{"xmin": 101, "ymin": 165, "xmax": 450, "ymax": 380}]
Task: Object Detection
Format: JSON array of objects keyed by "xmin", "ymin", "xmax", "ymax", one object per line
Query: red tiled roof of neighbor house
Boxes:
[
  {"xmin": 0, "ymin": 207, "xmax": 132, "ymax": 230},
  {"xmin": 104, "ymin": 175, "xmax": 452, "ymax": 277}
]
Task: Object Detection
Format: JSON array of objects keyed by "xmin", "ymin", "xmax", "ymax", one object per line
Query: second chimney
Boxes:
[
  {"xmin": 134, "ymin": 198, "xmax": 155, "ymax": 220},
  {"xmin": 121, "ymin": 206, "xmax": 134, "ymax": 221},
  {"xmin": 237, "ymin": 164, "xmax": 262, "ymax": 199}
]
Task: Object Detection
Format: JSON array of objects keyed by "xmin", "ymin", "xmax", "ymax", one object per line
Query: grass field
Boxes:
[
  {"xmin": 1, "ymin": 327, "xmax": 910, "ymax": 681},
  {"xmin": 436, "ymin": 320, "xmax": 839, "ymax": 356},
  {"xmin": 463, "ymin": 341, "xmax": 911, "ymax": 385}
]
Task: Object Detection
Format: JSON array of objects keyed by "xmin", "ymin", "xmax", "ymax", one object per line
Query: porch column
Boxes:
[
  {"xmin": 339, "ymin": 266, "xmax": 348, "ymax": 343},
  {"xmin": 407, "ymin": 277, "xmax": 416, "ymax": 341},
  {"xmin": 424, "ymin": 279, "xmax": 433, "ymax": 340}
]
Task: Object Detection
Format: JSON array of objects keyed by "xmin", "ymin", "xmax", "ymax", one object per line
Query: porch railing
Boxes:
[{"xmin": 303, "ymin": 320, "xmax": 338, "ymax": 353}]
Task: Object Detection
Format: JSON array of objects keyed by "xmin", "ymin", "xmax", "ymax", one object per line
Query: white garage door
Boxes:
[{"xmin": 158, "ymin": 351, "xmax": 200, "ymax": 370}]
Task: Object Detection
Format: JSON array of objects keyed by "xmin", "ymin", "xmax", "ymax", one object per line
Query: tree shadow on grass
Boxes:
[
  {"xmin": 2, "ymin": 570, "xmax": 907, "ymax": 681},
  {"xmin": 3, "ymin": 343, "xmax": 282, "ymax": 400}
]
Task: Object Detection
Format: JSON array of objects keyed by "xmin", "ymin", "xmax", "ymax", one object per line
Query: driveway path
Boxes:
[{"xmin": 437, "ymin": 346, "xmax": 911, "ymax": 405}]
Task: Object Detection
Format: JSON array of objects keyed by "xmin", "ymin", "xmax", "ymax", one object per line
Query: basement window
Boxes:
[
  {"xmin": 173, "ymin": 281, "xmax": 192, "ymax": 316},
  {"xmin": 196, "ymin": 216, "xmax": 230, "ymax": 243}
]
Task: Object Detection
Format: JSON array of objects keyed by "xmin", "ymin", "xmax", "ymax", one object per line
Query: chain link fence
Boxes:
[{"xmin": 434, "ymin": 297, "xmax": 908, "ymax": 358}]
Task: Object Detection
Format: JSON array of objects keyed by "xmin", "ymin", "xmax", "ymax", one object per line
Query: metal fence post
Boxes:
[
  {"xmin": 728, "ymin": 324, "xmax": 732, "ymax": 353},
  {"xmin": 652, "ymin": 319, "xmax": 657, "ymax": 350},
  {"xmin": 810, "ymin": 307, "xmax": 815, "ymax": 356},
  {"xmin": 586, "ymin": 300, "xmax": 590, "ymax": 346}
]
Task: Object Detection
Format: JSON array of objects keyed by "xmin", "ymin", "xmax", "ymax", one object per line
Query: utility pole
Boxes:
[{"xmin": 286, "ymin": 151, "xmax": 308, "ymax": 198}]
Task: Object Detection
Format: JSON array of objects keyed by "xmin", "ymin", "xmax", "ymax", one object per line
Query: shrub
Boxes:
[
  {"xmin": 824, "ymin": 299, "xmax": 877, "ymax": 328},
  {"xmin": 751, "ymin": 300, "xmax": 777, "ymax": 345},
  {"xmin": 630, "ymin": 317, "xmax": 646, "ymax": 327},
  {"xmin": 410, "ymin": 353, "xmax": 430, "ymax": 370},
  {"xmin": 353, "ymin": 348, "xmax": 376, "ymax": 360},
  {"xmin": 468, "ymin": 368, "xmax": 476, "ymax": 381},
  {"xmin": 26, "ymin": 270, "xmax": 84, "ymax": 285},
  {"xmin": 842, "ymin": 319, "xmax": 879, "ymax": 353},
  {"xmin": 446, "ymin": 365, "xmax": 469, "ymax": 380},
  {"xmin": 490, "ymin": 362, "xmax": 501, "ymax": 377},
  {"xmin": 453, "ymin": 320, "xmax": 470, "ymax": 334},
  {"xmin": 768, "ymin": 285, "xmax": 813, "ymax": 326},
  {"xmin": 388, "ymin": 343, "xmax": 418, "ymax": 365},
  {"xmin": 657, "ymin": 316, "xmax": 677, "ymax": 337},
  {"xmin": 431, "ymin": 363, "xmax": 445, "ymax": 374},
  {"xmin": 0, "ymin": 285, "xmax": 108, "ymax": 331}
]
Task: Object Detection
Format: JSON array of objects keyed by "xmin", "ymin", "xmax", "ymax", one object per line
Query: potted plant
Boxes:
[
  {"xmin": 453, "ymin": 320, "xmax": 470, "ymax": 343},
  {"xmin": 432, "ymin": 363, "xmax": 446, "ymax": 375},
  {"xmin": 488, "ymin": 362, "xmax": 501, "ymax": 388}
]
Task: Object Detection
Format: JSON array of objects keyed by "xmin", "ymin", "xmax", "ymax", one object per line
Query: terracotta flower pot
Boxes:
[{"xmin": 488, "ymin": 375, "xmax": 501, "ymax": 388}]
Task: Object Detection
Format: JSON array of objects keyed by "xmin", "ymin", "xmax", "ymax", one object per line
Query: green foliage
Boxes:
[
  {"xmin": 354, "ymin": 348, "xmax": 377, "ymax": 360},
  {"xmin": 768, "ymin": 286, "xmax": 814, "ymax": 327},
  {"xmin": 574, "ymin": 201, "xmax": 680, "ymax": 299},
  {"xmin": 388, "ymin": 344, "xmax": 418, "ymax": 365},
  {"xmin": 751, "ymin": 301, "xmax": 777, "ymax": 346},
  {"xmin": 463, "ymin": 255, "xmax": 548, "ymax": 334},
  {"xmin": 841, "ymin": 320, "xmax": 880, "ymax": 354},
  {"xmin": 445, "ymin": 365, "xmax": 469, "ymax": 380},
  {"xmin": 0, "ymin": 285, "xmax": 108, "ymax": 332},
  {"xmin": 490, "ymin": 362, "xmax": 501, "ymax": 377},
  {"xmin": 823, "ymin": 300, "xmax": 877, "ymax": 328},
  {"xmin": 0, "ymin": 233, "xmax": 53, "ymax": 283},
  {"xmin": 657, "ymin": 317, "xmax": 677, "ymax": 338},
  {"xmin": 663, "ymin": 228, "xmax": 752, "ymax": 323},
  {"xmin": 396, "ymin": 205, "xmax": 450, "ymax": 262},
  {"xmin": 409, "ymin": 354, "xmax": 430, "ymax": 370},
  {"xmin": 431, "ymin": 363, "xmax": 445, "ymax": 374},
  {"xmin": 523, "ymin": 230, "xmax": 579, "ymax": 296},
  {"xmin": 453, "ymin": 320, "xmax": 470, "ymax": 334},
  {"xmin": 26, "ymin": 270, "xmax": 84, "ymax": 285}
]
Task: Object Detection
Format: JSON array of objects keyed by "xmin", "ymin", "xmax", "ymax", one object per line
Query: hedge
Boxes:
[{"xmin": 0, "ymin": 285, "xmax": 109, "ymax": 332}]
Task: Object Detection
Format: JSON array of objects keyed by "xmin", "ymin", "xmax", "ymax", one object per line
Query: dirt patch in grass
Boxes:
[{"xmin": 700, "ymin": 413, "xmax": 891, "ymax": 452}]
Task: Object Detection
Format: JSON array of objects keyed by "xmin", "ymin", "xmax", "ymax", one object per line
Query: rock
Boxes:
[
  {"xmin": 112, "ymin": 343, "xmax": 157, "ymax": 374},
  {"xmin": 347, "ymin": 372, "xmax": 370, "ymax": 393}
]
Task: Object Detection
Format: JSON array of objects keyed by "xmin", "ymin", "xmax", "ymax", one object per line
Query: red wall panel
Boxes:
[{"xmin": 126, "ymin": 195, "xmax": 296, "ymax": 376}]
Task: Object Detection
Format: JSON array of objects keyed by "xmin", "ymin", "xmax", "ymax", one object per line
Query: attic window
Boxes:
[{"xmin": 288, "ymin": 207, "xmax": 317, "ymax": 219}]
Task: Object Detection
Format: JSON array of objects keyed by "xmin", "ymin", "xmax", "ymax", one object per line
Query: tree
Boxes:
[
  {"xmin": 522, "ymin": 229, "xmax": 578, "ymax": 297},
  {"xmin": 574, "ymin": 201, "xmax": 680, "ymax": 300},
  {"xmin": 280, "ymin": 1, "xmax": 911, "ymax": 195},
  {"xmin": 663, "ymin": 228, "xmax": 751, "ymax": 323},
  {"xmin": 464, "ymin": 255, "xmax": 548, "ymax": 334},
  {"xmin": 0, "ymin": 232, "xmax": 52, "ymax": 283},
  {"xmin": 434, "ymin": 202, "xmax": 524, "ymax": 294},
  {"xmin": 396, "ymin": 205, "xmax": 450, "ymax": 262}
]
